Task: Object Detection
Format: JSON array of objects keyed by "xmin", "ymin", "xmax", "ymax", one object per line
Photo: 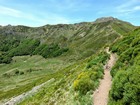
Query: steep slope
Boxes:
[
  {"xmin": 0, "ymin": 17, "xmax": 136, "ymax": 104},
  {"xmin": 0, "ymin": 17, "xmax": 135, "ymax": 63},
  {"xmin": 109, "ymin": 27, "xmax": 140, "ymax": 105},
  {"xmin": 19, "ymin": 50, "xmax": 110, "ymax": 105}
]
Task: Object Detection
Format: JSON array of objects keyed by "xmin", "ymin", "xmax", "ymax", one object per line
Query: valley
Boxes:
[{"xmin": 0, "ymin": 17, "xmax": 140, "ymax": 105}]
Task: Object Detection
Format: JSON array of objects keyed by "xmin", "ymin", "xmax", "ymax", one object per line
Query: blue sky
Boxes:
[{"xmin": 0, "ymin": 0, "xmax": 140, "ymax": 26}]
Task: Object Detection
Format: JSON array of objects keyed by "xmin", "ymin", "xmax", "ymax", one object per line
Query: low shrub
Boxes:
[
  {"xmin": 109, "ymin": 28, "xmax": 140, "ymax": 105},
  {"xmin": 109, "ymin": 68, "xmax": 140, "ymax": 105},
  {"xmin": 73, "ymin": 71, "xmax": 95, "ymax": 94}
]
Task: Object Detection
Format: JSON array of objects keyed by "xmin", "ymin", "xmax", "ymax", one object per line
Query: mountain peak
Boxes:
[{"xmin": 95, "ymin": 17, "xmax": 117, "ymax": 23}]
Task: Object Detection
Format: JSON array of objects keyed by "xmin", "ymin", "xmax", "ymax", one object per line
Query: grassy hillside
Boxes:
[
  {"xmin": 109, "ymin": 27, "xmax": 140, "ymax": 105},
  {"xmin": 20, "ymin": 51, "xmax": 109, "ymax": 105},
  {"xmin": 0, "ymin": 17, "xmax": 136, "ymax": 104},
  {"xmin": 0, "ymin": 55, "xmax": 70, "ymax": 102},
  {"xmin": 0, "ymin": 17, "xmax": 135, "ymax": 63},
  {"xmin": 0, "ymin": 38, "xmax": 69, "ymax": 64}
]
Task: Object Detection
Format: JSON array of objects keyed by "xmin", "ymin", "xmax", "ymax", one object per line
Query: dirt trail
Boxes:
[
  {"xmin": 4, "ymin": 78, "xmax": 55, "ymax": 105},
  {"xmin": 93, "ymin": 47, "xmax": 117, "ymax": 105}
]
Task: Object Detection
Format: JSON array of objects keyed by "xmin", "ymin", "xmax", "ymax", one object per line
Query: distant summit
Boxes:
[{"xmin": 95, "ymin": 17, "xmax": 118, "ymax": 23}]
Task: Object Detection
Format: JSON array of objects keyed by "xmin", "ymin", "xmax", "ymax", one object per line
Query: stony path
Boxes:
[
  {"xmin": 4, "ymin": 78, "xmax": 55, "ymax": 105},
  {"xmin": 93, "ymin": 48, "xmax": 117, "ymax": 105}
]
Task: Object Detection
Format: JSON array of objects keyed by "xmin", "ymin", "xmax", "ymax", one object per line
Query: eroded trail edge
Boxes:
[
  {"xmin": 4, "ymin": 78, "xmax": 55, "ymax": 105},
  {"xmin": 93, "ymin": 48, "xmax": 117, "ymax": 105}
]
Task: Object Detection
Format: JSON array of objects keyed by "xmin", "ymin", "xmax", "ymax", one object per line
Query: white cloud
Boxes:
[
  {"xmin": 0, "ymin": 5, "xmax": 45, "ymax": 22},
  {"xmin": 39, "ymin": 14, "xmax": 71, "ymax": 25},
  {"xmin": 0, "ymin": 5, "xmax": 72, "ymax": 25},
  {"xmin": 133, "ymin": 6, "xmax": 140, "ymax": 10},
  {"xmin": 116, "ymin": 0, "xmax": 140, "ymax": 13},
  {"xmin": 0, "ymin": 6, "xmax": 21, "ymax": 17}
]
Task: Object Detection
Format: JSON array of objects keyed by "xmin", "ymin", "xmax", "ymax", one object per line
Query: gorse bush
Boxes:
[
  {"xmin": 73, "ymin": 71, "xmax": 96, "ymax": 94},
  {"xmin": 86, "ymin": 52, "xmax": 109, "ymax": 68},
  {"xmin": 73, "ymin": 52, "xmax": 108, "ymax": 95},
  {"xmin": 110, "ymin": 28, "xmax": 140, "ymax": 77},
  {"xmin": 20, "ymin": 51, "xmax": 109, "ymax": 105},
  {"xmin": 109, "ymin": 68, "xmax": 140, "ymax": 105},
  {"xmin": 109, "ymin": 28, "xmax": 140, "ymax": 105}
]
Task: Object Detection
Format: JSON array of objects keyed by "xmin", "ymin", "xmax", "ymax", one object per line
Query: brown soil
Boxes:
[{"xmin": 93, "ymin": 48, "xmax": 117, "ymax": 105}]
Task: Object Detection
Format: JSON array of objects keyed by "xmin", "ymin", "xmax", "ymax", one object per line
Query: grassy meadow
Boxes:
[
  {"xmin": 0, "ymin": 17, "xmax": 137, "ymax": 105},
  {"xmin": 0, "ymin": 55, "xmax": 70, "ymax": 103},
  {"xmin": 19, "ymin": 51, "xmax": 109, "ymax": 105}
]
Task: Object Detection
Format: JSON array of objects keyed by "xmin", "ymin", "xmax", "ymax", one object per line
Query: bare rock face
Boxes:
[{"xmin": 95, "ymin": 17, "xmax": 117, "ymax": 23}]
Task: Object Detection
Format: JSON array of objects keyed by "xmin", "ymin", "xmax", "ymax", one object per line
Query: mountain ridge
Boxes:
[
  {"xmin": 0, "ymin": 17, "xmax": 135, "ymax": 64},
  {"xmin": 0, "ymin": 16, "xmax": 134, "ymax": 27},
  {"xmin": 0, "ymin": 17, "xmax": 138, "ymax": 105}
]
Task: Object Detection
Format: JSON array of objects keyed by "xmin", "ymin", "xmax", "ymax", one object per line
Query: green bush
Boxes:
[
  {"xmin": 0, "ymin": 54, "xmax": 12, "ymax": 64},
  {"xmin": 0, "ymin": 39, "xmax": 40, "ymax": 64},
  {"xmin": 9, "ymin": 39, "xmax": 40, "ymax": 56},
  {"xmin": 0, "ymin": 39, "xmax": 68, "ymax": 64},
  {"xmin": 109, "ymin": 28, "xmax": 140, "ymax": 105},
  {"xmin": 73, "ymin": 64, "xmax": 104, "ymax": 95},
  {"xmin": 73, "ymin": 71, "xmax": 96, "ymax": 94},
  {"xmin": 0, "ymin": 38, "xmax": 20, "ymax": 52},
  {"xmin": 86, "ymin": 52, "xmax": 109, "ymax": 69},
  {"xmin": 109, "ymin": 69, "xmax": 140, "ymax": 105},
  {"xmin": 33, "ymin": 43, "xmax": 68, "ymax": 58},
  {"xmin": 119, "ymin": 48, "xmax": 134, "ymax": 63}
]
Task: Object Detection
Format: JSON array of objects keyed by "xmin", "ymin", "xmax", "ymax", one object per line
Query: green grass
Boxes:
[
  {"xmin": 0, "ymin": 18, "xmax": 136, "ymax": 104},
  {"xmin": 19, "ymin": 51, "xmax": 109, "ymax": 105},
  {"xmin": 0, "ymin": 55, "xmax": 70, "ymax": 103}
]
